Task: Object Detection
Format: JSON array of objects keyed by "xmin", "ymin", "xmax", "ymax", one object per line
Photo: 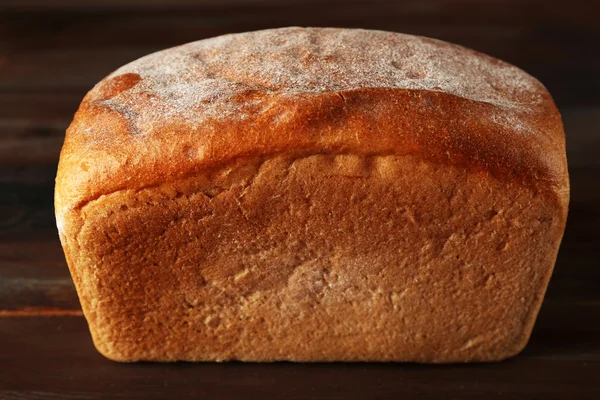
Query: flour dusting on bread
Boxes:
[{"xmin": 96, "ymin": 27, "xmax": 544, "ymax": 133}]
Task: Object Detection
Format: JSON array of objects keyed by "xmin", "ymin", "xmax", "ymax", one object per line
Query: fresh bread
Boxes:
[{"xmin": 55, "ymin": 27, "xmax": 569, "ymax": 362}]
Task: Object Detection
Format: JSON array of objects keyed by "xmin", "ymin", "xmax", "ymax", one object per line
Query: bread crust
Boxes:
[{"xmin": 55, "ymin": 27, "xmax": 569, "ymax": 362}]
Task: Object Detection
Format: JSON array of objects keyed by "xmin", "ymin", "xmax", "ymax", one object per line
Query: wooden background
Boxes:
[{"xmin": 1, "ymin": 0, "xmax": 599, "ymax": 398}]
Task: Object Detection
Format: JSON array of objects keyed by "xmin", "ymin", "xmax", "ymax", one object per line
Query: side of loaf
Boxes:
[{"xmin": 55, "ymin": 27, "xmax": 569, "ymax": 362}]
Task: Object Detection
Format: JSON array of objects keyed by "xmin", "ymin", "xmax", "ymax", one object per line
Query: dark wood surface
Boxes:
[{"xmin": 1, "ymin": 1, "xmax": 599, "ymax": 398}]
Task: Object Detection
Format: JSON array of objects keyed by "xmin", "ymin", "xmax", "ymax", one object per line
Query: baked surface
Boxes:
[{"xmin": 55, "ymin": 27, "xmax": 569, "ymax": 362}]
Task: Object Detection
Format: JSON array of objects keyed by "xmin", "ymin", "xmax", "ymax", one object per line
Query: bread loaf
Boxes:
[{"xmin": 55, "ymin": 27, "xmax": 569, "ymax": 362}]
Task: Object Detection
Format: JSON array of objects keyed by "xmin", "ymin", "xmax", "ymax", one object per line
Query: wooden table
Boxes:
[{"xmin": 1, "ymin": 1, "xmax": 599, "ymax": 398}]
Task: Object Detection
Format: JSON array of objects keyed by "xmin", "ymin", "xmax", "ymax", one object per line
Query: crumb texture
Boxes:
[{"xmin": 70, "ymin": 154, "xmax": 565, "ymax": 362}]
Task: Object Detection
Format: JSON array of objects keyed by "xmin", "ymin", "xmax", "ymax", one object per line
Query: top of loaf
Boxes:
[
  {"xmin": 56, "ymin": 27, "xmax": 568, "ymax": 216},
  {"xmin": 103, "ymin": 27, "xmax": 542, "ymax": 132}
]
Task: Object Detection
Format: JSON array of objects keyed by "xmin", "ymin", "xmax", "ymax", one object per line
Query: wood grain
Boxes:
[
  {"xmin": 0, "ymin": 0, "xmax": 598, "ymax": 398},
  {"xmin": 0, "ymin": 317, "xmax": 599, "ymax": 400}
]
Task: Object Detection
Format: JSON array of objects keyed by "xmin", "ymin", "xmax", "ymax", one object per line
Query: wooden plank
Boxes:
[
  {"xmin": 526, "ymin": 300, "xmax": 600, "ymax": 362},
  {"xmin": 562, "ymin": 108, "xmax": 600, "ymax": 169},
  {"xmin": 0, "ymin": 132, "xmax": 65, "ymax": 164},
  {"xmin": 2, "ymin": 6, "xmax": 595, "ymax": 52},
  {"xmin": 0, "ymin": 0, "xmax": 275, "ymax": 10},
  {"xmin": 0, "ymin": 92, "xmax": 76, "ymax": 164},
  {"xmin": 0, "ymin": 49, "xmax": 152, "ymax": 92},
  {"xmin": 0, "ymin": 0, "xmax": 597, "ymax": 24},
  {"xmin": 0, "ymin": 277, "xmax": 79, "ymax": 314},
  {"xmin": 0, "ymin": 316, "xmax": 598, "ymax": 399},
  {"xmin": 0, "ymin": 165, "xmax": 57, "ymax": 185},
  {"xmin": 0, "ymin": 91, "xmax": 81, "ymax": 121}
]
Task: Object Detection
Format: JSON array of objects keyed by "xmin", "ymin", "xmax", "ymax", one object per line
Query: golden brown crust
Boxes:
[
  {"xmin": 65, "ymin": 154, "xmax": 566, "ymax": 362},
  {"xmin": 55, "ymin": 27, "xmax": 569, "ymax": 362}
]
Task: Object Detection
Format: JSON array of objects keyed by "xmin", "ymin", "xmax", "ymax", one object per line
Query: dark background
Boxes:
[{"xmin": 1, "ymin": 0, "xmax": 599, "ymax": 399}]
